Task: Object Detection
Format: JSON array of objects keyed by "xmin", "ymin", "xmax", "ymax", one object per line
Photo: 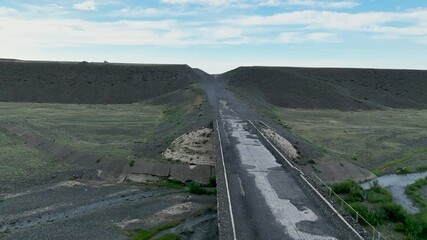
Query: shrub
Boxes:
[
  {"xmin": 189, "ymin": 183, "xmax": 208, "ymax": 194},
  {"xmin": 405, "ymin": 177, "xmax": 427, "ymax": 208},
  {"xmin": 345, "ymin": 187, "xmax": 364, "ymax": 203},
  {"xmin": 367, "ymin": 185, "xmax": 392, "ymax": 203},
  {"xmin": 380, "ymin": 202, "xmax": 408, "ymax": 223},
  {"xmin": 394, "ymin": 215, "xmax": 424, "ymax": 237},
  {"xmin": 349, "ymin": 202, "xmax": 385, "ymax": 226},
  {"xmin": 188, "ymin": 183, "xmax": 216, "ymax": 195},
  {"xmin": 332, "ymin": 180, "xmax": 364, "ymax": 202},
  {"xmin": 332, "ymin": 180, "xmax": 360, "ymax": 194},
  {"xmin": 208, "ymin": 176, "xmax": 217, "ymax": 187}
]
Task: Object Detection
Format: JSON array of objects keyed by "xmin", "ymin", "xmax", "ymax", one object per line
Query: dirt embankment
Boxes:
[
  {"xmin": 0, "ymin": 123, "xmax": 215, "ymax": 184},
  {"xmin": 260, "ymin": 127, "xmax": 299, "ymax": 160},
  {"xmin": 225, "ymin": 66, "xmax": 427, "ymax": 110},
  {"xmin": 258, "ymin": 123, "xmax": 375, "ymax": 183},
  {"xmin": 0, "ymin": 59, "xmax": 201, "ymax": 104},
  {"xmin": 163, "ymin": 127, "xmax": 215, "ymax": 166}
]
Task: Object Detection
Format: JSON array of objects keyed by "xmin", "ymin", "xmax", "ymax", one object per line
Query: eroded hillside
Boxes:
[
  {"xmin": 0, "ymin": 59, "xmax": 200, "ymax": 104},
  {"xmin": 225, "ymin": 67, "xmax": 427, "ymax": 110}
]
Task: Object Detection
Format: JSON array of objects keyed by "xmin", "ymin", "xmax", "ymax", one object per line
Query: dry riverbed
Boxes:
[{"xmin": 0, "ymin": 178, "xmax": 217, "ymax": 240}]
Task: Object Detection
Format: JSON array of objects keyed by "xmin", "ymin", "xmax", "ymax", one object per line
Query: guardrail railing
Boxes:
[{"xmin": 311, "ymin": 173, "xmax": 383, "ymax": 240}]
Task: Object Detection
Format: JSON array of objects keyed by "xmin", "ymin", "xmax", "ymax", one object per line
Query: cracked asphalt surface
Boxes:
[{"xmin": 203, "ymin": 75, "xmax": 361, "ymax": 240}]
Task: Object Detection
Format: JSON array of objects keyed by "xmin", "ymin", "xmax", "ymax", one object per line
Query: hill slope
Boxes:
[
  {"xmin": 0, "ymin": 59, "xmax": 200, "ymax": 104},
  {"xmin": 224, "ymin": 67, "xmax": 427, "ymax": 110}
]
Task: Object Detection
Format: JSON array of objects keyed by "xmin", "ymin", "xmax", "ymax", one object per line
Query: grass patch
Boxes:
[
  {"xmin": 188, "ymin": 182, "xmax": 216, "ymax": 195},
  {"xmin": 405, "ymin": 177, "xmax": 427, "ymax": 238},
  {"xmin": 0, "ymin": 86, "xmax": 210, "ymax": 161},
  {"xmin": 332, "ymin": 180, "xmax": 363, "ymax": 203},
  {"xmin": 268, "ymin": 107, "xmax": 427, "ymax": 175},
  {"xmin": 0, "ymin": 132, "xmax": 75, "ymax": 190},
  {"xmin": 367, "ymin": 182, "xmax": 393, "ymax": 203},
  {"xmin": 130, "ymin": 221, "xmax": 180, "ymax": 240},
  {"xmin": 332, "ymin": 179, "xmax": 427, "ymax": 238},
  {"xmin": 406, "ymin": 177, "xmax": 427, "ymax": 208},
  {"xmin": 157, "ymin": 180, "xmax": 185, "ymax": 189},
  {"xmin": 348, "ymin": 202, "xmax": 385, "ymax": 226}
]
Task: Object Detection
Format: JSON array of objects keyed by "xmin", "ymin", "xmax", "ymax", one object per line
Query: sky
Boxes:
[{"xmin": 0, "ymin": 0, "xmax": 426, "ymax": 73}]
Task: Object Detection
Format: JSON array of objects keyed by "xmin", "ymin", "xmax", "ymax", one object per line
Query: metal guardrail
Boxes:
[
  {"xmin": 311, "ymin": 173, "xmax": 383, "ymax": 240},
  {"xmin": 251, "ymin": 120, "xmax": 364, "ymax": 239}
]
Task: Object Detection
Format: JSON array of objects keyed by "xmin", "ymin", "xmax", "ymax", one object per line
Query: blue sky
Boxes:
[{"xmin": 0, "ymin": 0, "xmax": 426, "ymax": 73}]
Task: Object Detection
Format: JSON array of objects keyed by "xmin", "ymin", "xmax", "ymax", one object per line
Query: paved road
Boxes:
[{"xmin": 205, "ymin": 76, "xmax": 360, "ymax": 240}]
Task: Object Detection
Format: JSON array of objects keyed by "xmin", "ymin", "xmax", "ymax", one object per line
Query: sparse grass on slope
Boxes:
[
  {"xmin": 271, "ymin": 107, "xmax": 427, "ymax": 175},
  {"xmin": 0, "ymin": 131, "xmax": 76, "ymax": 191},
  {"xmin": 0, "ymin": 101, "xmax": 163, "ymax": 159},
  {"xmin": 0, "ymin": 85, "xmax": 211, "ymax": 161}
]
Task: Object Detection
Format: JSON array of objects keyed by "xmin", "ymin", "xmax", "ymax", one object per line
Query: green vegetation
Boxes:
[
  {"xmin": 367, "ymin": 182, "xmax": 393, "ymax": 203},
  {"xmin": 405, "ymin": 177, "xmax": 427, "ymax": 238},
  {"xmin": 0, "ymin": 86, "xmax": 209, "ymax": 161},
  {"xmin": 157, "ymin": 180, "xmax": 185, "ymax": 189},
  {"xmin": 188, "ymin": 182, "xmax": 216, "ymax": 195},
  {"xmin": 130, "ymin": 221, "xmax": 181, "ymax": 240},
  {"xmin": 406, "ymin": 177, "xmax": 427, "ymax": 208},
  {"xmin": 332, "ymin": 180, "xmax": 363, "ymax": 202},
  {"xmin": 0, "ymin": 101, "xmax": 163, "ymax": 158},
  {"xmin": 332, "ymin": 180, "xmax": 427, "ymax": 238},
  {"xmin": 268, "ymin": 108, "xmax": 427, "ymax": 175},
  {"xmin": 208, "ymin": 176, "xmax": 217, "ymax": 187},
  {"xmin": 155, "ymin": 234, "xmax": 182, "ymax": 240},
  {"xmin": 0, "ymin": 131, "xmax": 76, "ymax": 190}
]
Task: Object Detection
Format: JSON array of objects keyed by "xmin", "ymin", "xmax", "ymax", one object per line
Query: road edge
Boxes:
[
  {"xmin": 248, "ymin": 120, "xmax": 364, "ymax": 240},
  {"xmin": 215, "ymin": 119, "xmax": 237, "ymax": 240}
]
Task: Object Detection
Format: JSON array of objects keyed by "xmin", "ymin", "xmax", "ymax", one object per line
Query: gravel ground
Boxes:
[{"xmin": 0, "ymin": 179, "xmax": 217, "ymax": 240}]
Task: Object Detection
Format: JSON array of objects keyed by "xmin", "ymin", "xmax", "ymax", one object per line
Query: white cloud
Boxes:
[
  {"xmin": 228, "ymin": 9, "xmax": 427, "ymax": 39},
  {"xmin": 74, "ymin": 1, "xmax": 97, "ymax": 11},
  {"xmin": 160, "ymin": 0, "xmax": 359, "ymax": 9},
  {"xmin": 112, "ymin": 7, "xmax": 166, "ymax": 17},
  {"xmin": 0, "ymin": 16, "xmax": 251, "ymax": 50},
  {"xmin": 285, "ymin": 0, "xmax": 359, "ymax": 9},
  {"xmin": 278, "ymin": 32, "xmax": 339, "ymax": 43},
  {"xmin": 200, "ymin": 27, "xmax": 244, "ymax": 40},
  {"xmin": 0, "ymin": 7, "xmax": 17, "ymax": 15},
  {"xmin": 160, "ymin": 0, "xmax": 231, "ymax": 7}
]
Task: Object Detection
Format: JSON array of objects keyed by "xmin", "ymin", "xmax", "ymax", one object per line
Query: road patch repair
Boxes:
[
  {"xmin": 0, "ymin": 122, "xmax": 215, "ymax": 184},
  {"xmin": 229, "ymin": 118, "xmax": 340, "ymax": 240}
]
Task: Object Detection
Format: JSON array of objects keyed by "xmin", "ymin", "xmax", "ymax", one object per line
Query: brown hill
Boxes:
[
  {"xmin": 0, "ymin": 59, "xmax": 200, "ymax": 104},
  {"xmin": 224, "ymin": 67, "xmax": 427, "ymax": 109}
]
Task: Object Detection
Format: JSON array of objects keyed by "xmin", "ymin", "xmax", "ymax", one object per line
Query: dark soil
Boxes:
[
  {"xmin": 224, "ymin": 66, "xmax": 427, "ymax": 110},
  {"xmin": 0, "ymin": 59, "xmax": 200, "ymax": 104}
]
